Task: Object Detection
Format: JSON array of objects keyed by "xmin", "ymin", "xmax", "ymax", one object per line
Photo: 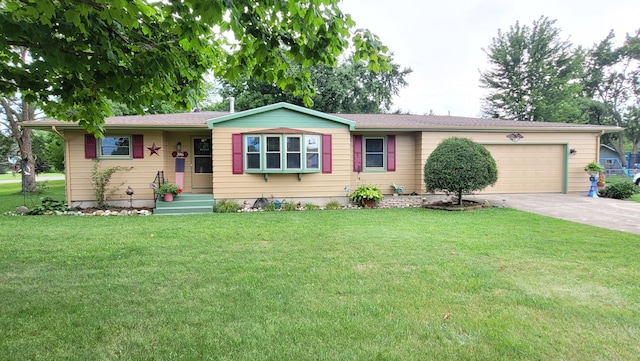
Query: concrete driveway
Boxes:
[{"xmin": 472, "ymin": 193, "xmax": 640, "ymax": 235}]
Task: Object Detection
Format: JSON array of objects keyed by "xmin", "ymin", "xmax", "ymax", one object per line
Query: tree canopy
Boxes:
[
  {"xmin": 0, "ymin": 0, "xmax": 390, "ymax": 135},
  {"xmin": 479, "ymin": 16, "xmax": 584, "ymax": 122},
  {"xmin": 423, "ymin": 137, "xmax": 498, "ymax": 205},
  {"xmin": 582, "ymin": 30, "xmax": 640, "ymax": 163},
  {"xmin": 208, "ymin": 54, "xmax": 411, "ymax": 113}
]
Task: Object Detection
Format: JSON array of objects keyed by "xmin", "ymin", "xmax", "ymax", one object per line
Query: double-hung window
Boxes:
[
  {"xmin": 286, "ymin": 136, "xmax": 302, "ymax": 169},
  {"xmin": 265, "ymin": 136, "xmax": 282, "ymax": 170},
  {"xmin": 353, "ymin": 135, "xmax": 395, "ymax": 172},
  {"xmin": 364, "ymin": 137, "xmax": 385, "ymax": 170},
  {"xmin": 100, "ymin": 136, "xmax": 131, "ymax": 158},
  {"xmin": 305, "ymin": 135, "xmax": 320, "ymax": 170},
  {"xmin": 245, "ymin": 136, "xmax": 261, "ymax": 170}
]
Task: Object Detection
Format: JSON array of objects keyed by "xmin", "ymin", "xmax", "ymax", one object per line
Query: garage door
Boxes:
[{"xmin": 483, "ymin": 144, "xmax": 565, "ymax": 193}]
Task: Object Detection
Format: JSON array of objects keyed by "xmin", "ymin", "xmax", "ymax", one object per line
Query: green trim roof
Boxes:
[{"xmin": 206, "ymin": 102, "xmax": 356, "ymax": 130}]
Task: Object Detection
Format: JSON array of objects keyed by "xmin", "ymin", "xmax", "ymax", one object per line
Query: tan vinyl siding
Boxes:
[
  {"xmin": 64, "ymin": 130, "xmax": 165, "ymax": 206},
  {"xmin": 212, "ymin": 127, "xmax": 351, "ymax": 199},
  {"xmin": 350, "ymin": 133, "xmax": 419, "ymax": 195},
  {"xmin": 419, "ymin": 131, "xmax": 599, "ymax": 194}
]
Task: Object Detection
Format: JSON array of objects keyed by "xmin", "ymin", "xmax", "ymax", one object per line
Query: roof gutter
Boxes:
[{"xmin": 51, "ymin": 125, "xmax": 66, "ymax": 141}]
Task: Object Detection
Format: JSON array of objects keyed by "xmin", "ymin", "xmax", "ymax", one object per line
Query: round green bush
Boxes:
[
  {"xmin": 599, "ymin": 178, "xmax": 639, "ymax": 199},
  {"xmin": 424, "ymin": 137, "xmax": 498, "ymax": 204}
]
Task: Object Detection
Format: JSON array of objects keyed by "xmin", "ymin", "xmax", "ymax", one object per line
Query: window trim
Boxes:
[
  {"xmin": 243, "ymin": 133, "xmax": 322, "ymax": 174},
  {"xmin": 363, "ymin": 136, "xmax": 386, "ymax": 171},
  {"xmin": 98, "ymin": 135, "xmax": 132, "ymax": 159},
  {"xmin": 285, "ymin": 135, "xmax": 302, "ymax": 170}
]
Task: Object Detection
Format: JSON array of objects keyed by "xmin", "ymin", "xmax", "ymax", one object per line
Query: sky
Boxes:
[{"xmin": 339, "ymin": 0, "xmax": 640, "ymax": 117}]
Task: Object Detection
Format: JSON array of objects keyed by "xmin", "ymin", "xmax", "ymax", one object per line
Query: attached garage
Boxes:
[{"xmin": 484, "ymin": 144, "xmax": 565, "ymax": 193}]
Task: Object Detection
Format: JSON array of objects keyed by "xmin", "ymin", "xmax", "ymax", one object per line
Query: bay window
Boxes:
[{"xmin": 243, "ymin": 133, "xmax": 322, "ymax": 173}]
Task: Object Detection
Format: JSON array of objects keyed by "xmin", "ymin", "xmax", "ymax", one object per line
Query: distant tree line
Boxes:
[{"xmin": 480, "ymin": 16, "xmax": 640, "ymax": 166}]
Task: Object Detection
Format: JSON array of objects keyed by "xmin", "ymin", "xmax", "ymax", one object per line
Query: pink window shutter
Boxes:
[
  {"xmin": 84, "ymin": 134, "xmax": 97, "ymax": 159},
  {"xmin": 232, "ymin": 134, "xmax": 243, "ymax": 174},
  {"xmin": 353, "ymin": 135, "xmax": 362, "ymax": 172},
  {"xmin": 132, "ymin": 134, "xmax": 144, "ymax": 159},
  {"xmin": 387, "ymin": 135, "xmax": 396, "ymax": 172},
  {"xmin": 322, "ymin": 134, "xmax": 332, "ymax": 173}
]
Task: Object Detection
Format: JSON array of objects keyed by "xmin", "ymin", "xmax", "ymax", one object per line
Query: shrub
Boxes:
[
  {"xmin": 324, "ymin": 200, "xmax": 341, "ymax": 210},
  {"xmin": 350, "ymin": 184, "xmax": 383, "ymax": 206},
  {"xmin": 599, "ymin": 178, "xmax": 639, "ymax": 199},
  {"xmin": 304, "ymin": 203, "xmax": 320, "ymax": 210},
  {"xmin": 262, "ymin": 202, "xmax": 277, "ymax": 211},
  {"xmin": 424, "ymin": 137, "xmax": 498, "ymax": 205},
  {"xmin": 282, "ymin": 201, "xmax": 298, "ymax": 211},
  {"xmin": 215, "ymin": 199, "xmax": 241, "ymax": 213},
  {"xmin": 91, "ymin": 160, "xmax": 133, "ymax": 209},
  {"xmin": 27, "ymin": 197, "xmax": 68, "ymax": 215}
]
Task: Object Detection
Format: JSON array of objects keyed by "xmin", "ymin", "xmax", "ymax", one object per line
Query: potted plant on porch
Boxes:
[
  {"xmin": 156, "ymin": 182, "xmax": 181, "ymax": 202},
  {"xmin": 350, "ymin": 184, "xmax": 383, "ymax": 208}
]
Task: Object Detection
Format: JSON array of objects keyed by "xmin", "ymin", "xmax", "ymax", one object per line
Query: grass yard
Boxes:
[
  {"xmin": 0, "ymin": 180, "xmax": 66, "ymax": 212},
  {"xmin": 1, "ymin": 183, "xmax": 639, "ymax": 360},
  {"xmin": 0, "ymin": 172, "xmax": 64, "ymax": 181}
]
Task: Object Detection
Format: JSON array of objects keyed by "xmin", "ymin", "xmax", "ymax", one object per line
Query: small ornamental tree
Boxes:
[{"xmin": 424, "ymin": 137, "xmax": 498, "ymax": 205}]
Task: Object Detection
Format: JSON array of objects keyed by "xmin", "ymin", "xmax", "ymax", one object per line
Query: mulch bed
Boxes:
[{"xmin": 423, "ymin": 199, "xmax": 485, "ymax": 211}]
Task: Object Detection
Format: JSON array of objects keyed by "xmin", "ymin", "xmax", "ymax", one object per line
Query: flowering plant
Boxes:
[{"xmin": 156, "ymin": 182, "xmax": 181, "ymax": 196}]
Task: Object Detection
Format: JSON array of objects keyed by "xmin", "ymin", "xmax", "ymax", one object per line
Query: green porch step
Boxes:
[{"xmin": 154, "ymin": 193, "xmax": 214, "ymax": 215}]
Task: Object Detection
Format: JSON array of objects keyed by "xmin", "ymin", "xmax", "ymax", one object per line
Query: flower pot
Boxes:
[
  {"xmin": 163, "ymin": 193, "xmax": 174, "ymax": 202},
  {"xmin": 362, "ymin": 199, "xmax": 375, "ymax": 208}
]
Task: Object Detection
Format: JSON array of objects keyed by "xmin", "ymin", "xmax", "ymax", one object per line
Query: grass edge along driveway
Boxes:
[{"xmin": 1, "ymin": 202, "xmax": 639, "ymax": 360}]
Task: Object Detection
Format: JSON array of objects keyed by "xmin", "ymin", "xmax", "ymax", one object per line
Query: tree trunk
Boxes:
[
  {"xmin": 616, "ymin": 136, "xmax": 628, "ymax": 168},
  {"xmin": 20, "ymin": 128, "xmax": 37, "ymax": 192},
  {"xmin": 456, "ymin": 189, "xmax": 463, "ymax": 205},
  {"xmin": 1, "ymin": 96, "xmax": 37, "ymax": 192}
]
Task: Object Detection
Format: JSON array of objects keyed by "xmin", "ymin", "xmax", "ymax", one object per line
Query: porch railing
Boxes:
[{"xmin": 152, "ymin": 170, "xmax": 165, "ymax": 206}]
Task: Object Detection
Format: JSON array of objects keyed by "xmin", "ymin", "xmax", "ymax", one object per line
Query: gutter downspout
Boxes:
[
  {"xmin": 52, "ymin": 126, "xmax": 71, "ymax": 206},
  {"xmin": 596, "ymin": 130, "xmax": 605, "ymax": 162}
]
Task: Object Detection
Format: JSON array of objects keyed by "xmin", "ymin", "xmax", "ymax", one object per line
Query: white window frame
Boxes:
[
  {"xmin": 286, "ymin": 135, "xmax": 302, "ymax": 170},
  {"xmin": 244, "ymin": 135, "xmax": 261, "ymax": 170},
  {"xmin": 363, "ymin": 136, "xmax": 385, "ymax": 171},
  {"xmin": 99, "ymin": 135, "xmax": 131, "ymax": 159},
  {"xmin": 243, "ymin": 134, "xmax": 322, "ymax": 173}
]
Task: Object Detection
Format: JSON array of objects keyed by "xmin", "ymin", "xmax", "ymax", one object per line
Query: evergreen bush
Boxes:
[{"xmin": 424, "ymin": 137, "xmax": 498, "ymax": 205}]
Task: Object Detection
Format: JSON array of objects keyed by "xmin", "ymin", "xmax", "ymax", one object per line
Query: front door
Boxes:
[{"xmin": 191, "ymin": 137, "xmax": 213, "ymax": 191}]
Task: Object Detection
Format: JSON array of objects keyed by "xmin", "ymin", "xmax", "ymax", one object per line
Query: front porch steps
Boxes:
[{"xmin": 154, "ymin": 193, "xmax": 214, "ymax": 215}]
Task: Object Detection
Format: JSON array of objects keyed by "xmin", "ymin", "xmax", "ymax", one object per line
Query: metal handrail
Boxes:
[{"xmin": 152, "ymin": 170, "xmax": 165, "ymax": 206}]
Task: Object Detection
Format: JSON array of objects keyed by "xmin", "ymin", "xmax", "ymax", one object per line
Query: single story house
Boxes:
[{"xmin": 24, "ymin": 102, "xmax": 621, "ymax": 209}]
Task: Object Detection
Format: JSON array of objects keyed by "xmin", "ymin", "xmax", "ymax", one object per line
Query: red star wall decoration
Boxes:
[{"xmin": 148, "ymin": 143, "xmax": 161, "ymax": 156}]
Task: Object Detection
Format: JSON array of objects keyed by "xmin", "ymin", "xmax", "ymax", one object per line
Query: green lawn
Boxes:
[
  {"xmin": 0, "ymin": 172, "xmax": 64, "ymax": 181},
  {"xmin": 1, "ymin": 183, "xmax": 639, "ymax": 360},
  {"xmin": 0, "ymin": 180, "xmax": 66, "ymax": 211}
]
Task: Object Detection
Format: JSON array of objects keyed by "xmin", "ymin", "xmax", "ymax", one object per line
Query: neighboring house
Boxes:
[
  {"xmin": 599, "ymin": 144, "xmax": 626, "ymax": 175},
  {"xmin": 23, "ymin": 102, "xmax": 621, "ymax": 208}
]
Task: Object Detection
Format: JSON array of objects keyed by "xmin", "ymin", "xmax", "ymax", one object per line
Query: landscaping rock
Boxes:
[{"xmin": 15, "ymin": 206, "xmax": 29, "ymax": 214}]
